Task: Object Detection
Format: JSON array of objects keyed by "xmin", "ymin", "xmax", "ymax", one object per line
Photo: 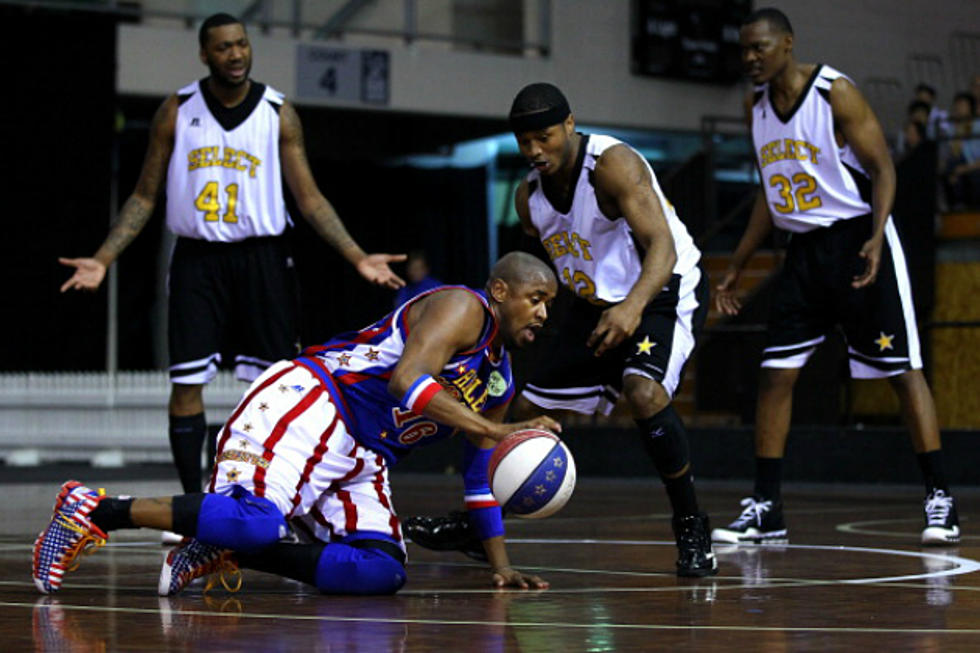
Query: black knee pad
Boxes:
[{"xmin": 635, "ymin": 404, "xmax": 690, "ymax": 478}]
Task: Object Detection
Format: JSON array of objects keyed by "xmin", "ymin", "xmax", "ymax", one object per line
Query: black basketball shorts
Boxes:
[
  {"xmin": 521, "ymin": 266, "xmax": 708, "ymax": 415},
  {"xmin": 762, "ymin": 214, "xmax": 922, "ymax": 379},
  {"xmin": 168, "ymin": 236, "xmax": 299, "ymax": 385}
]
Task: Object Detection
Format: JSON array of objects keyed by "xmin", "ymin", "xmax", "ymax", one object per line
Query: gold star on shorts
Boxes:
[
  {"xmin": 239, "ymin": 439, "xmax": 249, "ymax": 449},
  {"xmin": 242, "ymin": 423, "xmax": 253, "ymax": 433},
  {"xmin": 874, "ymin": 331, "xmax": 895, "ymax": 351},
  {"xmin": 365, "ymin": 348, "xmax": 380, "ymax": 361},
  {"xmin": 337, "ymin": 353, "xmax": 352, "ymax": 367},
  {"xmin": 258, "ymin": 402, "xmax": 269, "ymax": 411},
  {"xmin": 226, "ymin": 467, "xmax": 241, "ymax": 483},
  {"xmin": 635, "ymin": 336, "xmax": 656, "ymax": 355}
]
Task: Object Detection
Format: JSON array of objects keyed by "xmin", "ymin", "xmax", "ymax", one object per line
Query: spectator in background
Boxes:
[
  {"xmin": 914, "ymin": 83, "xmax": 948, "ymax": 138},
  {"xmin": 895, "ymin": 100, "xmax": 932, "ymax": 156},
  {"xmin": 971, "ymin": 74, "xmax": 980, "ymax": 110},
  {"xmin": 944, "ymin": 91, "xmax": 980, "ymax": 209},
  {"xmin": 394, "ymin": 250, "xmax": 443, "ymax": 307}
]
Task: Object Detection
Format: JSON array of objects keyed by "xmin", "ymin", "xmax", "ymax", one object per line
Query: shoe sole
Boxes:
[
  {"xmin": 33, "ymin": 481, "xmax": 92, "ymax": 594},
  {"xmin": 711, "ymin": 527, "xmax": 788, "ymax": 544},
  {"xmin": 922, "ymin": 526, "xmax": 961, "ymax": 546}
]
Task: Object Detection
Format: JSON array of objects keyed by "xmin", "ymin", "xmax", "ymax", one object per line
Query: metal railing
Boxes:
[{"xmin": 2, "ymin": 0, "xmax": 552, "ymax": 55}]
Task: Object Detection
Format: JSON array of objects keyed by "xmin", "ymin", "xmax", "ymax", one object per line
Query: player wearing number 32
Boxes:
[
  {"xmin": 712, "ymin": 8, "xmax": 959, "ymax": 545},
  {"xmin": 58, "ymin": 13, "xmax": 406, "ymax": 501}
]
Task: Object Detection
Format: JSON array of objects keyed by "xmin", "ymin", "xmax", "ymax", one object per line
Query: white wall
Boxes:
[{"xmin": 118, "ymin": 0, "xmax": 980, "ymax": 131}]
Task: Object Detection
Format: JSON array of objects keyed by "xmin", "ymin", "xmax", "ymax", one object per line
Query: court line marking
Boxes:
[
  {"xmin": 7, "ymin": 600, "xmax": 980, "ymax": 634},
  {"xmin": 502, "ymin": 538, "xmax": 980, "ymax": 584},
  {"xmin": 837, "ymin": 517, "xmax": 977, "ymax": 540}
]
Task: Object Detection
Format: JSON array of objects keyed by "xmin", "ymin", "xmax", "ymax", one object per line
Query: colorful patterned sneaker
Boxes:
[
  {"xmin": 32, "ymin": 481, "xmax": 109, "ymax": 594},
  {"xmin": 159, "ymin": 538, "xmax": 240, "ymax": 596},
  {"xmin": 921, "ymin": 489, "xmax": 960, "ymax": 545},
  {"xmin": 711, "ymin": 496, "xmax": 788, "ymax": 544},
  {"xmin": 674, "ymin": 513, "xmax": 718, "ymax": 577}
]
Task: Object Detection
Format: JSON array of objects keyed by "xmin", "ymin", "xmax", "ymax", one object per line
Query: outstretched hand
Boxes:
[
  {"xmin": 356, "ymin": 253, "xmax": 407, "ymax": 289},
  {"xmin": 492, "ymin": 566, "xmax": 549, "ymax": 590},
  {"xmin": 59, "ymin": 257, "xmax": 107, "ymax": 293},
  {"xmin": 714, "ymin": 267, "xmax": 742, "ymax": 316},
  {"xmin": 586, "ymin": 301, "xmax": 643, "ymax": 357},
  {"xmin": 501, "ymin": 415, "xmax": 562, "ymax": 438},
  {"xmin": 851, "ymin": 237, "xmax": 882, "ymax": 288}
]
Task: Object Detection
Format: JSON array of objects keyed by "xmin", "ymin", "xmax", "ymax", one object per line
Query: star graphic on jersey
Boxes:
[
  {"xmin": 226, "ymin": 467, "xmax": 241, "ymax": 483},
  {"xmin": 258, "ymin": 402, "xmax": 269, "ymax": 412},
  {"xmin": 874, "ymin": 331, "xmax": 895, "ymax": 351},
  {"xmin": 239, "ymin": 439, "xmax": 249, "ymax": 450},
  {"xmin": 242, "ymin": 423, "xmax": 253, "ymax": 433},
  {"xmin": 278, "ymin": 384, "xmax": 289, "ymax": 393},
  {"xmin": 636, "ymin": 336, "xmax": 656, "ymax": 355},
  {"xmin": 337, "ymin": 353, "xmax": 352, "ymax": 367},
  {"xmin": 545, "ymin": 470, "xmax": 556, "ymax": 482},
  {"xmin": 365, "ymin": 348, "xmax": 380, "ymax": 362},
  {"xmin": 553, "ymin": 457, "xmax": 564, "ymax": 468},
  {"xmin": 379, "ymin": 430, "xmax": 388, "ymax": 439},
  {"xmin": 535, "ymin": 484, "xmax": 547, "ymax": 496},
  {"xmin": 456, "ymin": 363, "xmax": 468, "ymax": 375}
]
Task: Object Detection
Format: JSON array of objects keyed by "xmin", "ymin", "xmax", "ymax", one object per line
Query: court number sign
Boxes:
[{"xmin": 296, "ymin": 45, "xmax": 389, "ymax": 105}]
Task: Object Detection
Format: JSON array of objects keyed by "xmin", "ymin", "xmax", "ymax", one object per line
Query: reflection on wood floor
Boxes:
[{"xmin": 2, "ymin": 474, "xmax": 978, "ymax": 651}]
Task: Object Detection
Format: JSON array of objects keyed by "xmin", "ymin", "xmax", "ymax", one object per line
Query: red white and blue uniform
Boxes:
[{"xmin": 209, "ymin": 286, "xmax": 512, "ymax": 552}]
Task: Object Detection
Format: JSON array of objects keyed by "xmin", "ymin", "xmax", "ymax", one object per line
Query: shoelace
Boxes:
[
  {"xmin": 54, "ymin": 513, "xmax": 107, "ymax": 572},
  {"xmin": 925, "ymin": 492, "xmax": 953, "ymax": 526},
  {"xmin": 731, "ymin": 497, "xmax": 772, "ymax": 528},
  {"xmin": 202, "ymin": 555, "xmax": 242, "ymax": 594}
]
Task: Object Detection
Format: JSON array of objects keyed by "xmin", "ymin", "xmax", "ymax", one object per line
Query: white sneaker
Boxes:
[{"xmin": 161, "ymin": 530, "xmax": 183, "ymax": 546}]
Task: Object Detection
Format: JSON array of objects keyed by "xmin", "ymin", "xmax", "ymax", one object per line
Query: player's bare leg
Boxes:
[
  {"xmin": 712, "ymin": 367, "xmax": 798, "ymax": 544},
  {"xmin": 888, "ymin": 369, "xmax": 959, "ymax": 544},
  {"xmin": 625, "ymin": 374, "xmax": 716, "ymax": 576}
]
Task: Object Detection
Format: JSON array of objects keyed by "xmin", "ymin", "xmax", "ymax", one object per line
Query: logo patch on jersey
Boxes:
[
  {"xmin": 487, "ymin": 371, "xmax": 507, "ymax": 397},
  {"xmin": 635, "ymin": 336, "xmax": 656, "ymax": 355},
  {"xmin": 874, "ymin": 331, "xmax": 895, "ymax": 351}
]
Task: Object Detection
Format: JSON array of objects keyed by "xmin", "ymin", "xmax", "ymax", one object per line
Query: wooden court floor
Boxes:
[{"xmin": 1, "ymin": 473, "xmax": 978, "ymax": 651}]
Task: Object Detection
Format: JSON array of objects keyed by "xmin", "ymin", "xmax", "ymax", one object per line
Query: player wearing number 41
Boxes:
[
  {"xmin": 33, "ymin": 252, "xmax": 561, "ymax": 596},
  {"xmin": 407, "ymin": 82, "xmax": 718, "ymax": 577},
  {"xmin": 59, "ymin": 14, "xmax": 406, "ymax": 512},
  {"xmin": 712, "ymin": 7, "xmax": 960, "ymax": 546}
]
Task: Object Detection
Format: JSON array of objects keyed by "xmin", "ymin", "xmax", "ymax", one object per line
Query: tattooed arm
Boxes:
[
  {"xmin": 278, "ymin": 100, "xmax": 405, "ymax": 289},
  {"xmin": 60, "ymin": 96, "xmax": 177, "ymax": 292}
]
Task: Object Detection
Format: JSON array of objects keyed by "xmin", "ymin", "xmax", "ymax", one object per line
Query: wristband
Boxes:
[{"xmin": 401, "ymin": 374, "xmax": 443, "ymax": 414}]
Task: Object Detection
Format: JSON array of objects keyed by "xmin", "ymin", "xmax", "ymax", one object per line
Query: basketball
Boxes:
[{"xmin": 487, "ymin": 429, "xmax": 576, "ymax": 519}]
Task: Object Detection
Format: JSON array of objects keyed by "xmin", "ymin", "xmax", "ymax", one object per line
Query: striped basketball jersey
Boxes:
[
  {"xmin": 752, "ymin": 65, "xmax": 874, "ymax": 233},
  {"xmin": 525, "ymin": 134, "xmax": 700, "ymax": 304},
  {"xmin": 296, "ymin": 287, "xmax": 514, "ymax": 465},
  {"xmin": 166, "ymin": 80, "xmax": 290, "ymax": 241}
]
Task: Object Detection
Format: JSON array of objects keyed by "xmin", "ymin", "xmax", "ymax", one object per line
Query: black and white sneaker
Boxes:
[
  {"xmin": 673, "ymin": 513, "xmax": 718, "ymax": 577},
  {"xmin": 921, "ymin": 489, "xmax": 960, "ymax": 545},
  {"xmin": 711, "ymin": 496, "xmax": 787, "ymax": 544}
]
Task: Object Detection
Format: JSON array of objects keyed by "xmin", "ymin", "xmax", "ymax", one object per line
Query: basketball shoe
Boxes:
[
  {"xmin": 673, "ymin": 513, "xmax": 718, "ymax": 577},
  {"xmin": 159, "ymin": 537, "xmax": 241, "ymax": 596},
  {"xmin": 32, "ymin": 481, "xmax": 109, "ymax": 594},
  {"xmin": 921, "ymin": 489, "xmax": 960, "ymax": 545},
  {"xmin": 403, "ymin": 511, "xmax": 487, "ymax": 561},
  {"xmin": 711, "ymin": 496, "xmax": 787, "ymax": 543}
]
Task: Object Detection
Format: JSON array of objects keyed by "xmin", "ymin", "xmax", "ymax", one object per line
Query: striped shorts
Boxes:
[{"xmin": 208, "ymin": 360, "xmax": 404, "ymax": 553}]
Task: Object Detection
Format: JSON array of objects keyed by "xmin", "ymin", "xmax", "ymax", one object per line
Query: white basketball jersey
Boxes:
[
  {"xmin": 752, "ymin": 65, "xmax": 873, "ymax": 233},
  {"xmin": 525, "ymin": 134, "xmax": 700, "ymax": 304},
  {"xmin": 166, "ymin": 80, "xmax": 289, "ymax": 241}
]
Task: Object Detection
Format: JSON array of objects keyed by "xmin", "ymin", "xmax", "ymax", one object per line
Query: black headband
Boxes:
[{"xmin": 508, "ymin": 103, "xmax": 571, "ymax": 134}]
